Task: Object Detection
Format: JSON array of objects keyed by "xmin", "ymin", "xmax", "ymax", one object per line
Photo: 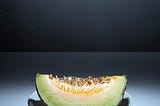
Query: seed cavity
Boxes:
[{"xmin": 49, "ymin": 74, "xmax": 112, "ymax": 95}]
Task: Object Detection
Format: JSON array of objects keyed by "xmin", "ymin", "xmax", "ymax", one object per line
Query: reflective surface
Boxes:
[{"xmin": 28, "ymin": 98, "xmax": 129, "ymax": 106}]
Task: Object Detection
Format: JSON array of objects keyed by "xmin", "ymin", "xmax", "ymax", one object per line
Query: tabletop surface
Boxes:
[{"xmin": 0, "ymin": 52, "xmax": 160, "ymax": 106}]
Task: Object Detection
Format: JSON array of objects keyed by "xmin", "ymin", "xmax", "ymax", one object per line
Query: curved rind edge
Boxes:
[
  {"xmin": 35, "ymin": 73, "xmax": 48, "ymax": 106},
  {"xmin": 116, "ymin": 75, "xmax": 128, "ymax": 106}
]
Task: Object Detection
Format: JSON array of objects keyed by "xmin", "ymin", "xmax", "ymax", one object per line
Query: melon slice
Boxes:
[{"xmin": 36, "ymin": 73, "xmax": 127, "ymax": 106}]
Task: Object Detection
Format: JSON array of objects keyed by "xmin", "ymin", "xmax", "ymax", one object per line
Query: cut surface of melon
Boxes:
[{"xmin": 36, "ymin": 73, "xmax": 127, "ymax": 106}]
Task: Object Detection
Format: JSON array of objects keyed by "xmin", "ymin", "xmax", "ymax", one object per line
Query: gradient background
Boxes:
[
  {"xmin": 1, "ymin": 0, "xmax": 160, "ymax": 106},
  {"xmin": 1, "ymin": 53, "xmax": 160, "ymax": 106},
  {"xmin": 1, "ymin": 0, "xmax": 160, "ymax": 51}
]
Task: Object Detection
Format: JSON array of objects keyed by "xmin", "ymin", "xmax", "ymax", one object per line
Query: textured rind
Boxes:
[{"xmin": 36, "ymin": 74, "xmax": 127, "ymax": 106}]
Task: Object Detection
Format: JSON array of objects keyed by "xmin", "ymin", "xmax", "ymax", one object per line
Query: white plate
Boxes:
[{"xmin": 28, "ymin": 91, "xmax": 133, "ymax": 106}]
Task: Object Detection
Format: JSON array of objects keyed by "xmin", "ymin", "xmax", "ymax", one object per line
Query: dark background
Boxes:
[
  {"xmin": 0, "ymin": 0, "xmax": 160, "ymax": 86},
  {"xmin": 1, "ymin": 52, "xmax": 160, "ymax": 85},
  {"xmin": 1, "ymin": 0, "xmax": 160, "ymax": 51}
]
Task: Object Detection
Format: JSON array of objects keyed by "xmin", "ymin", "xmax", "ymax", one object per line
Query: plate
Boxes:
[{"xmin": 28, "ymin": 91, "xmax": 133, "ymax": 106}]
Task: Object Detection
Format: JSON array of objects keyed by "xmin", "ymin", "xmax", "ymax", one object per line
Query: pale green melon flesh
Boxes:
[{"xmin": 36, "ymin": 74, "xmax": 127, "ymax": 106}]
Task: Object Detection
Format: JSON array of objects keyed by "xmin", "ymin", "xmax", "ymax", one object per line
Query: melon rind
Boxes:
[{"xmin": 36, "ymin": 74, "xmax": 127, "ymax": 106}]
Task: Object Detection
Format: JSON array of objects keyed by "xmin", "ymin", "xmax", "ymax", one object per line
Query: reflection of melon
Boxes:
[{"xmin": 36, "ymin": 73, "xmax": 127, "ymax": 106}]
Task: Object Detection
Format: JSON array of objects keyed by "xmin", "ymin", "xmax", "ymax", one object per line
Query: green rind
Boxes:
[
  {"xmin": 35, "ymin": 74, "xmax": 48, "ymax": 106},
  {"xmin": 36, "ymin": 74, "xmax": 60, "ymax": 106},
  {"xmin": 100, "ymin": 75, "xmax": 127, "ymax": 106}
]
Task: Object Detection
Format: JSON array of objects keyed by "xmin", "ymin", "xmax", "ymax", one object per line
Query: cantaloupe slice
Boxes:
[{"xmin": 36, "ymin": 73, "xmax": 127, "ymax": 106}]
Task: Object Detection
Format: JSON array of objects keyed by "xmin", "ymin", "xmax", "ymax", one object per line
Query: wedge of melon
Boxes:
[{"xmin": 36, "ymin": 73, "xmax": 127, "ymax": 106}]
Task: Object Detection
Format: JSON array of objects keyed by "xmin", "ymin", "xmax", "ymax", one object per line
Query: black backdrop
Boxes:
[{"xmin": 1, "ymin": 0, "xmax": 160, "ymax": 51}]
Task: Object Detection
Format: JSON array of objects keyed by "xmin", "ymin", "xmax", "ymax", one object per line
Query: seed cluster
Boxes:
[{"xmin": 49, "ymin": 74, "xmax": 112, "ymax": 95}]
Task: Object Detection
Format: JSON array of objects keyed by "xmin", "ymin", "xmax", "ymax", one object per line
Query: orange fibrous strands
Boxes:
[{"xmin": 49, "ymin": 74, "xmax": 112, "ymax": 95}]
